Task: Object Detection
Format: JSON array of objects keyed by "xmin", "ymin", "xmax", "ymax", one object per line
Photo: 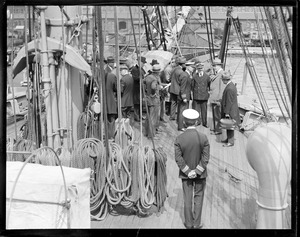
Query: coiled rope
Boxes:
[
  {"xmin": 105, "ymin": 141, "xmax": 131, "ymax": 207},
  {"xmin": 153, "ymin": 147, "xmax": 168, "ymax": 213},
  {"xmin": 70, "ymin": 138, "xmax": 108, "ymax": 220},
  {"xmin": 114, "ymin": 118, "xmax": 134, "ymax": 149},
  {"xmin": 12, "ymin": 139, "xmax": 36, "ymax": 162}
]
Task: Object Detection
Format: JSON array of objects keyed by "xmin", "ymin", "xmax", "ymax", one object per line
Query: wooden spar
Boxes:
[
  {"xmin": 49, "ymin": 53, "xmax": 61, "ymax": 148},
  {"xmin": 114, "ymin": 6, "xmax": 122, "ymax": 144},
  {"xmin": 37, "ymin": 6, "xmax": 53, "ymax": 148},
  {"xmin": 96, "ymin": 6, "xmax": 109, "ymax": 162},
  {"xmin": 241, "ymin": 63, "xmax": 248, "ymax": 95}
]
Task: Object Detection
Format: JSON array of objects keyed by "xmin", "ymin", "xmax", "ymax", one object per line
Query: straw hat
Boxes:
[{"xmin": 152, "ymin": 64, "xmax": 161, "ymax": 72}]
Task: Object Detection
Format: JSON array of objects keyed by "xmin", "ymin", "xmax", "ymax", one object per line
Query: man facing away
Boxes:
[
  {"xmin": 130, "ymin": 56, "xmax": 147, "ymax": 122},
  {"xmin": 191, "ymin": 62, "xmax": 211, "ymax": 128},
  {"xmin": 174, "ymin": 109, "xmax": 210, "ymax": 229},
  {"xmin": 220, "ymin": 71, "xmax": 241, "ymax": 147},
  {"xmin": 120, "ymin": 64, "xmax": 134, "ymax": 119},
  {"xmin": 169, "ymin": 57, "xmax": 186, "ymax": 121},
  {"xmin": 177, "ymin": 61, "xmax": 194, "ymax": 131}
]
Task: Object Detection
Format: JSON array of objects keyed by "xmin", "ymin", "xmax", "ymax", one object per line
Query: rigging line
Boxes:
[
  {"xmin": 146, "ymin": 7, "xmax": 157, "ymax": 49},
  {"xmin": 254, "ymin": 8, "xmax": 290, "ymax": 121},
  {"xmin": 259, "ymin": 9, "xmax": 291, "ymax": 116},
  {"xmin": 279, "ymin": 6, "xmax": 292, "ymax": 62},
  {"xmin": 204, "ymin": 6, "xmax": 213, "ymax": 63},
  {"xmin": 273, "ymin": 6, "xmax": 292, "ymax": 73},
  {"xmin": 114, "ymin": 6, "xmax": 122, "ymax": 146},
  {"xmin": 223, "ymin": 17, "xmax": 231, "ymax": 70},
  {"xmin": 208, "ymin": 7, "xmax": 215, "ymax": 60},
  {"xmin": 60, "ymin": 6, "xmax": 69, "ymax": 149},
  {"xmin": 162, "ymin": 6, "xmax": 182, "ymax": 56},
  {"xmin": 8, "ymin": 6, "xmax": 18, "ymax": 140},
  {"xmin": 257, "ymin": 7, "xmax": 291, "ymax": 120},
  {"xmin": 24, "ymin": 6, "xmax": 35, "ymax": 144},
  {"xmin": 84, "ymin": 5, "xmax": 89, "ymax": 60},
  {"xmin": 96, "ymin": 6, "xmax": 110, "ymax": 163},
  {"xmin": 141, "ymin": 7, "xmax": 151, "ymax": 51},
  {"xmin": 138, "ymin": 8, "xmax": 143, "ymax": 146},
  {"xmin": 129, "ymin": 6, "xmax": 143, "ymax": 146},
  {"xmin": 157, "ymin": 6, "xmax": 167, "ymax": 51},
  {"xmin": 232, "ymin": 17, "xmax": 269, "ymax": 117},
  {"xmin": 264, "ymin": 7, "xmax": 292, "ymax": 103}
]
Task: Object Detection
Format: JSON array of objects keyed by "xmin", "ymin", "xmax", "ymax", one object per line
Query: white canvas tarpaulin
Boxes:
[{"xmin": 6, "ymin": 161, "xmax": 91, "ymax": 229}]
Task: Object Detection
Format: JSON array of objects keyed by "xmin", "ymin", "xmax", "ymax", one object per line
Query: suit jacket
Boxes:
[
  {"xmin": 104, "ymin": 65, "xmax": 113, "ymax": 74},
  {"xmin": 130, "ymin": 65, "xmax": 146, "ymax": 105},
  {"xmin": 121, "ymin": 74, "xmax": 134, "ymax": 107},
  {"xmin": 209, "ymin": 68, "xmax": 225, "ymax": 102},
  {"xmin": 169, "ymin": 65, "xmax": 183, "ymax": 95},
  {"xmin": 179, "ymin": 71, "xmax": 192, "ymax": 101},
  {"xmin": 105, "ymin": 72, "xmax": 117, "ymax": 114},
  {"xmin": 175, "ymin": 128, "xmax": 210, "ymax": 179},
  {"xmin": 221, "ymin": 81, "xmax": 241, "ymax": 125},
  {"xmin": 144, "ymin": 74, "xmax": 160, "ymax": 106},
  {"xmin": 191, "ymin": 72, "xmax": 210, "ymax": 101}
]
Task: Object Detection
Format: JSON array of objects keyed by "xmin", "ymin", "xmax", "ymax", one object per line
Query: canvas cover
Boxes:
[{"xmin": 6, "ymin": 161, "xmax": 91, "ymax": 229}]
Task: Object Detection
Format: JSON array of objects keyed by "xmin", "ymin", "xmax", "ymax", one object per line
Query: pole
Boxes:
[{"xmin": 36, "ymin": 6, "xmax": 53, "ymax": 148}]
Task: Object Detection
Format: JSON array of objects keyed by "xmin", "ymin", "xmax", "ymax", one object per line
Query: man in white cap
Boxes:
[
  {"xmin": 209, "ymin": 59, "xmax": 225, "ymax": 135},
  {"xmin": 174, "ymin": 109, "xmax": 210, "ymax": 229}
]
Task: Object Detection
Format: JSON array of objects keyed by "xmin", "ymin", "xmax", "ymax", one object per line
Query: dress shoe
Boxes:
[
  {"xmin": 169, "ymin": 118, "xmax": 176, "ymax": 121},
  {"xmin": 194, "ymin": 224, "xmax": 203, "ymax": 229},
  {"xmin": 160, "ymin": 118, "xmax": 167, "ymax": 123},
  {"xmin": 223, "ymin": 143, "xmax": 234, "ymax": 147},
  {"xmin": 184, "ymin": 223, "xmax": 194, "ymax": 229},
  {"xmin": 178, "ymin": 128, "xmax": 185, "ymax": 132},
  {"xmin": 203, "ymin": 124, "xmax": 208, "ymax": 128},
  {"xmin": 221, "ymin": 139, "xmax": 228, "ymax": 143}
]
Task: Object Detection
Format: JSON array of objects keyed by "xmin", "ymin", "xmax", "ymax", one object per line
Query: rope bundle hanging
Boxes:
[
  {"xmin": 77, "ymin": 110, "xmax": 93, "ymax": 140},
  {"xmin": 12, "ymin": 139, "xmax": 36, "ymax": 162},
  {"xmin": 153, "ymin": 146, "xmax": 168, "ymax": 213},
  {"xmin": 34, "ymin": 147, "xmax": 59, "ymax": 166},
  {"xmin": 136, "ymin": 145, "xmax": 155, "ymax": 215},
  {"xmin": 114, "ymin": 118, "xmax": 135, "ymax": 149},
  {"xmin": 70, "ymin": 138, "xmax": 108, "ymax": 220},
  {"xmin": 105, "ymin": 141, "xmax": 131, "ymax": 206},
  {"xmin": 56, "ymin": 147, "xmax": 72, "ymax": 167}
]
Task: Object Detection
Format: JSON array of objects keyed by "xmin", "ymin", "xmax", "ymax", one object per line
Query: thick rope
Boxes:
[{"xmin": 114, "ymin": 118, "xmax": 134, "ymax": 149}]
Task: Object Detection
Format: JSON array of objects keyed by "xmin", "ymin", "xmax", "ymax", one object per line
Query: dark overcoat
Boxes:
[
  {"xmin": 105, "ymin": 72, "xmax": 117, "ymax": 115},
  {"xmin": 178, "ymin": 71, "xmax": 192, "ymax": 101},
  {"xmin": 121, "ymin": 74, "xmax": 134, "ymax": 107},
  {"xmin": 169, "ymin": 65, "xmax": 183, "ymax": 95},
  {"xmin": 191, "ymin": 72, "xmax": 210, "ymax": 101},
  {"xmin": 175, "ymin": 128, "xmax": 210, "ymax": 179},
  {"xmin": 131, "ymin": 65, "xmax": 146, "ymax": 105},
  {"xmin": 221, "ymin": 81, "xmax": 241, "ymax": 125}
]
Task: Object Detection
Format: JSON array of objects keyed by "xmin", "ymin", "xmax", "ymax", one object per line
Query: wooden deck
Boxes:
[{"xmin": 91, "ymin": 108, "xmax": 292, "ymax": 229}]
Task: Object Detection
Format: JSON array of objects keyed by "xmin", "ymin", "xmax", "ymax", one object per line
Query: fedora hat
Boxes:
[
  {"xmin": 222, "ymin": 71, "xmax": 232, "ymax": 80},
  {"xmin": 105, "ymin": 56, "xmax": 114, "ymax": 64},
  {"xmin": 182, "ymin": 109, "xmax": 199, "ymax": 120},
  {"xmin": 177, "ymin": 57, "xmax": 187, "ymax": 65},
  {"xmin": 150, "ymin": 59, "xmax": 159, "ymax": 66}
]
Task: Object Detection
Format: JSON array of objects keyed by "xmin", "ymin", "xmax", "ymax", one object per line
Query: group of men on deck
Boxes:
[{"xmin": 103, "ymin": 54, "xmax": 241, "ymax": 146}]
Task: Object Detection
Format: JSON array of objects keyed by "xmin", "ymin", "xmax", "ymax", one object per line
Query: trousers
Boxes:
[{"xmin": 182, "ymin": 178, "xmax": 206, "ymax": 228}]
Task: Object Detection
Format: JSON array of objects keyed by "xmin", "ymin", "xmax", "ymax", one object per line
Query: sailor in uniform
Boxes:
[{"xmin": 174, "ymin": 109, "xmax": 210, "ymax": 229}]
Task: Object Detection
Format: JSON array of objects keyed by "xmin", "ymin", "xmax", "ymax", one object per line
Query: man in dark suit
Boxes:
[
  {"xmin": 130, "ymin": 56, "xmax": 147, "ymax": 122},
  {"xmin": 191, "ymin": 62, "xmax": 211, "ymax": 128},
  {"xmin": 105, "ymin": 71, "xmax": 118, "ymax": 139},
  {"xmin": 220, "ymin": 71, "xmax": 241, "ymax": 147},
  {"xmin": 120, "ymin": 64, "xmax": 134, "ymax": 119},
  {"xmin": 174, "ymin": 109, "xmax": 210, "ymax": 229},
  {"xmin": 169, "ymin": 57, "xmax": 186, "ymax": 120},
  {"xmin": 177, "ymin": 61, "xmax": 193, "ymax": 131},
  {"xmin": 104, "ymin": 56, "xmax": 115, "ymax": 74}
]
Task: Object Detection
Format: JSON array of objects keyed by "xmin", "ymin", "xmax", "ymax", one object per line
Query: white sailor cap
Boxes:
[{"xmin": 182, "ymin": 109, "xmax": 199, "ymax": 120}]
